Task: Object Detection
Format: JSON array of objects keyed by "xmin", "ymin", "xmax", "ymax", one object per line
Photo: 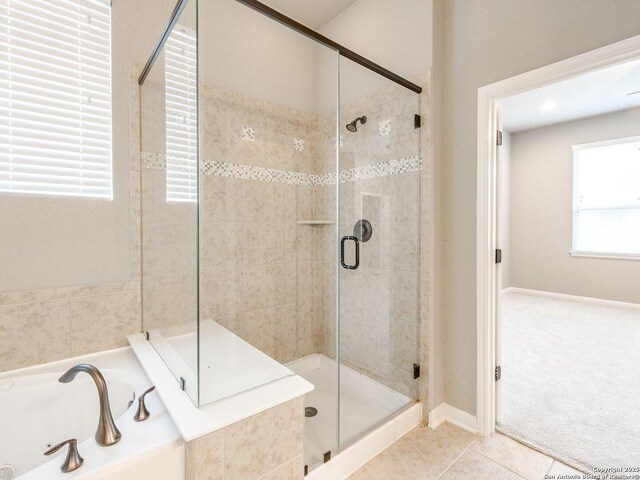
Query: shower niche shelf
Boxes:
[{"xmin": 296, "ymin": 220, "xmax": 335, "ymax": 225}]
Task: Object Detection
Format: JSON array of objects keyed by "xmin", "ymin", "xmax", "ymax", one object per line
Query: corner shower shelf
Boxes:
[{"xmin": 296, "ymin": 220, "xmax": 335, "ymax": 225}]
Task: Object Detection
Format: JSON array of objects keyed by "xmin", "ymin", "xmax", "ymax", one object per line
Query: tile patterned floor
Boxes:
[{"xmin": 348, "ymin": 422, "xmax": 584, "ymax": 479}]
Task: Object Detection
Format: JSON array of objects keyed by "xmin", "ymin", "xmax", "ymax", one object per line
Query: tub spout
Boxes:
[{"xmin": 59, "ymin": 364, "xmax": 122, "ymax": 446}]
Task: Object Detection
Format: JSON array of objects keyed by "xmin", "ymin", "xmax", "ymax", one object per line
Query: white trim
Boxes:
[
  {"xmin": 428, "ymin": 402, "xmax": 447, "ymax": 429},
  {"xmin": 428, "ymin": 403, "xmax": 478, "ymax": 434},
  {"xmin": 476, "ymin": 34, "xmax": 640, "ymax": 438},
  {"xmin": 305, "ymin": 402, "xmax": 422, "ymax": 480},
  {"xmin": 503, "ymin": 287, "xmax": 640, "ymax": 311},
  {"xmin": 570, "ymin": 251, "xmax": 640, "ymax": 261},
  {"xmin": 572, "ymin": 134, "xmax": 640, "ymax": 151}
]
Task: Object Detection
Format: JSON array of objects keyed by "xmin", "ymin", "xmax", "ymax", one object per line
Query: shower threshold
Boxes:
[{"xmin": 287, "ymin": 354, "xmax": 421, "ymax": 478}]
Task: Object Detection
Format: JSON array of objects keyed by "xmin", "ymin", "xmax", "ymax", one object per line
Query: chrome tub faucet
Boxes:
[{"xmin": 58, "ymin": 364, "xmax": 122, "ymax": 446}]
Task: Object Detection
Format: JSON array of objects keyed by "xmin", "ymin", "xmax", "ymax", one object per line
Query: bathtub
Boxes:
[{"xmin": 0, "ymin": 347, "xmax": 184, "ymax": 480}]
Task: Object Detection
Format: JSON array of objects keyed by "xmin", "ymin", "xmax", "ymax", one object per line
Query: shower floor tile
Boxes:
[{"xmin": 287, "ymin": 354, "xmax": 412, "ymax": 471}]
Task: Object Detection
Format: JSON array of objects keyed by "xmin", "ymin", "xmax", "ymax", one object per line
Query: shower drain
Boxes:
[{"xmin": 305, "ymin": 407, "xmax": 318, "ymax": 418}]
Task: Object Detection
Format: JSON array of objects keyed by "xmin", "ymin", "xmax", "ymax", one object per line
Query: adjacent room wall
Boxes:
[
  {"xmin": 436, "ymin": 0, "xmax": 640, "ymax": 416},
  {"xmin": 508, "ymin": 107, "xmax": 640, "ymax": 304}
]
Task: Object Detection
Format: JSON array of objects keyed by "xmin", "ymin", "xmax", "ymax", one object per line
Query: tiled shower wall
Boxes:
[
  {"xmin": 198, "ymin": 85, "xmax": 323, "ymax": 363},
  {"xmin": 140, "ymin": 83, "xmax": 325, "ymax": 364},
  {"xmin": 317, "ymin": 78, "xmax": 424, "ymax": 399},
  {"xmin": 140, "ymin": 76, "xmax": 424, "ymax": 377}
]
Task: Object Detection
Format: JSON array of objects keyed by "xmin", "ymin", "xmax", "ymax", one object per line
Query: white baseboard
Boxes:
[
  {"xmin": 428, "ymin": 403, "xmax": 477, "ymax": 434},
  {"xmin": 503, "ymin": 287, "xmax": 640, "ymax": 310},
  {"xmin": 306, "ymin": 402, "xmax": 422, "ymax": 480}
]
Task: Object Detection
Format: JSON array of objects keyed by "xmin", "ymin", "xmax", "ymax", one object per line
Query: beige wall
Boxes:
[
  {"xmin": 436, "ymin": 0, "xmax": 640, "ymax": 415},
  {"xmin": 199, "ymin": 0, "xmax": 320, "ymax": 113},
  {"xmin": 0, "ymin": 0, "xmax": 179, "ymax": 373},
  {"xmin": 508, "ymin": 108, "xmax": 640, "ymax": 304},
  {"xmin": 0, "ymin": 0, "xmax": 177, "ymax": 293},
  {"xmin": 317, "ymin": 0, "xmax": 433, "ymax": 112}
]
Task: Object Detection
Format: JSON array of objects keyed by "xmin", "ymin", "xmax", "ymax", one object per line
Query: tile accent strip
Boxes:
[{"xmin": 142, "ymin": 152, "xmax": 421, "ymax": 185}]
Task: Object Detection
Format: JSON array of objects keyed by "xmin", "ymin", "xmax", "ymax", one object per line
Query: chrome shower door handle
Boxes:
[{"xmin": 340, "ymin": 235, "xmax": 359, "ymax": 270}]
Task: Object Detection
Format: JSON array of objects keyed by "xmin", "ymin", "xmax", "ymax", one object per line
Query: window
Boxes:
[
  {"xmin": 572, "ymin": 137, "xmax": 640, "ymax": 257},
  {"xmin": 0, "ymin": 0, "xmax": 112, "ymax": 199},
  {"xmin": 165, "ymin": 25, "xmax": 197, "ymax": 203}
]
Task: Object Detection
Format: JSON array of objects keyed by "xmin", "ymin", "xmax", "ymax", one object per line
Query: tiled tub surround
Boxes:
[
  {"xmin": 0, "ymin": 282, "xmax": 141, "ymax": 372},
  {"xmin": 185, "ymin": 398, "xmax": 304, "ymax": 480}
]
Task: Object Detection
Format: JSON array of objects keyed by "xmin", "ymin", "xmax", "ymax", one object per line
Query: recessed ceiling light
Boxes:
[{"xmin": 540, "ymin": 101, "xmax": 557, "ymax": 111}]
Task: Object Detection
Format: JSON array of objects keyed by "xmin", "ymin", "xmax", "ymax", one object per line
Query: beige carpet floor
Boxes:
[{"xmin": 499, "ymin": 289, "xmax": 640, "ymax": 473}]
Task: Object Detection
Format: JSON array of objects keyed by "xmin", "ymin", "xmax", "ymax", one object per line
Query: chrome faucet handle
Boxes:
[
  {"xmin": 134, "ymin": 386, "xmax": 156, "ymax": 422},
  {"xmin": 44, "ymin": 439, "xmax": 84, "ymax": 473}
]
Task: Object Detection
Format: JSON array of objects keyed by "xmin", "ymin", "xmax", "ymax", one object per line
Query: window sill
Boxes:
[{"xmin": 570, "ymin": 251, "xmax": 640, "ymax": 261}]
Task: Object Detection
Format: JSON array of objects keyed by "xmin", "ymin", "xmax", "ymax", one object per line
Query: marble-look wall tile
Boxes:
[
  {"xmin": 224, "ymin": 397, "xmax": 303, "ymax": 480},
  {"xmin": 283, "ymin": 335, "xmax": 319, "ymax": 364},
  {"xmin": 245, "ymin": 180, "xmax": 282, "ymax": 224},
  {"xmin": 186, "ymin": 399, "xmax": 303, "ymax": 480},
  {"xmin": 0, "ymin": 279, "xmax": 143, "ymax": 373},
  {"xmin": 243, "ymin": 264, "xmax": 283, "ymax": 312},
  {"xmin": 240, "ymin": 306, "xmax": 283, "ymax": 351},
  {"xmin": 244, "ymin": 222, "xmax": 284, "ymax": 267},
  {"xmin": 0, "ymin": 299, "xmax": 70, "ymax": 371},
  {"xmin": 390, "ymin": 270, "xmax": 420, "ymax": 322},
  {"xmin": 70, "ymin": 290, "xmax": 141, "ymax": 356},
  {"xmin": 257, "ymin": 456, "xmax": 303, "ymax": 480},
  {"xmin": 0, "ymin": 289, "xmax": 58, "ymax": 306},
  {"xmin": 186, "ymin": 429, "xmax": 224, "ymax": 480}
]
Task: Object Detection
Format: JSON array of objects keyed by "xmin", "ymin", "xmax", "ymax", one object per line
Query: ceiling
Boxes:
[
  {"xmin": 262, "ymin": 0, "xmax": 357, "ymax": 29},
  {"xmin": 501, "ymin": 59, "xmax": 640, "ymax": 132}
]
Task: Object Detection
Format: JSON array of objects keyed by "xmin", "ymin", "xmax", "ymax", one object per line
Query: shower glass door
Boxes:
[
  {"xmin": 140, "ymin": 0, "xmax": 199, "ymax": 405},
  {"xmin": 337, "ymin": 56, "xmax": 422, "ymax": 449}
]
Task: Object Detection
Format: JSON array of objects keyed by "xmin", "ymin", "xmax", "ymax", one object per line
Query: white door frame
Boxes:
[{"xmin": 476, "ymin": 34, "xmax": 640, "ymax": 437}]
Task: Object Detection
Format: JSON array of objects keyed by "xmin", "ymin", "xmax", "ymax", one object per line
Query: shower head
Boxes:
[{"xmin": 346, "ymin": 115, "xmax": 367, "ymax": 132}]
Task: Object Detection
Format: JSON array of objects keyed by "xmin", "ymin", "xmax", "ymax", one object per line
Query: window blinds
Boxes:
[
  {"xmin": 573, "ymin": 137, "xmax": 640, "ymax": 257},
  {"xmin": 165, "ymin": 25, "xmax": 197, "ymax": 203},
  {"xmin": 0, "ymin": 0, "xmax": 112, "ymax": 199}
]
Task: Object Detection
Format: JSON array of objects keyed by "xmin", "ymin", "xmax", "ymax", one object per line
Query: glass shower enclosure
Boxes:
[{"xmin": 139, "ymin": 0, "xmax": 422, "ymax": 472}]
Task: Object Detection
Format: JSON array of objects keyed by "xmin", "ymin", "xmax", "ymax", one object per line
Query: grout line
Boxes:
[
  {"xmin": 470, "ymin": 449, "xmax": 528, "ymax": 479},
  {"xmin": 436, "ymin": 442, "xmax": 474, "ymax": 479},
  {"xmin": 545, "ymin": 460, "xmax": 556, "ymax": 476}
]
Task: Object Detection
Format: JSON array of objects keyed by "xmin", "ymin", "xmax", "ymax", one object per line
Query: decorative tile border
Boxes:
[
  {"xmin": 142, "ymin": 151, "xmax": 421, "ymax": 186},
  {"xmin": 379, "ymin": 120, "xmax": 392, "ymax": 136},
  {"xmin": 241, "ymin": 126, "xmax": 255, "ymax": 141},
  {"xmin": 201, "ymin": 161, "xmax": 317, "ymax": 185},
  {"xmin": 293, "ymin": 138, "xmax": 305, "ymax": 152},
  {"xmin": 141, "ymin": 151, "xmax": 167, "ymax": 170}
]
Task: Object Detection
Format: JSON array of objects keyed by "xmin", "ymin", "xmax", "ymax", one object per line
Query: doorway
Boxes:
[{"xmin": 477, "ymin": 35, "xmax": 640, "ymax": 471}]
